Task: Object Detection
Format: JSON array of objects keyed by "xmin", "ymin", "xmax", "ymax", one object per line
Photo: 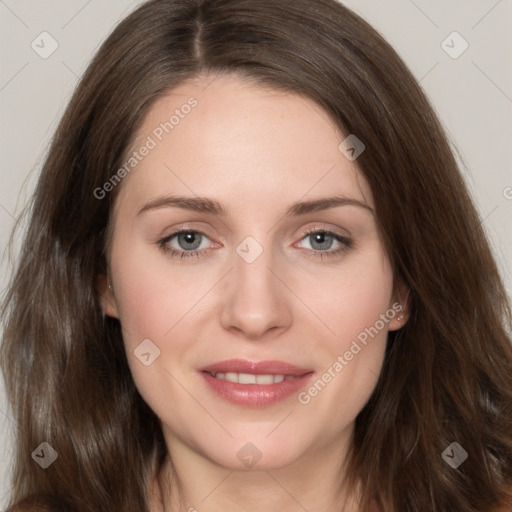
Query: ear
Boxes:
[
  {"xmin": 96, "ymin": 273, "xmax": 120, "ymax": 319},
  {"xmin": 387, "ymin": 280, "xmax": 410, "ymax": 331}
]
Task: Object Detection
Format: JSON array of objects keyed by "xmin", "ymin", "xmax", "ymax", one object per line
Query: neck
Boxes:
[{"xmin": 152, "ymin": 430, "xmax": 363, "ymax": 512}]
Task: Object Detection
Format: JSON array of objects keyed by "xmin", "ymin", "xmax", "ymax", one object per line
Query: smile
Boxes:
[
  {"xmin": 206, "ymin": 372, "xmax": 301, "ymax": 384},
  {"xmin": 199, "ymin": 359, "xmax": 314, "ymax": 407}
]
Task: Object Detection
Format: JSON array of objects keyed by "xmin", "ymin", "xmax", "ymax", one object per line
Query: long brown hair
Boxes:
[{"xmin": 2, "ymin": 0, "xmax": 512, "ymax": 510}]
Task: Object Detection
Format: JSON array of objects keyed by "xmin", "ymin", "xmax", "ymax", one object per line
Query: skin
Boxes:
[{"xmin": 99, "ymin": 75, "xmax": 408, "ymax": 512}]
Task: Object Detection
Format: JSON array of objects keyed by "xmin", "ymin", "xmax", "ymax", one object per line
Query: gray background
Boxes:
[{"xmin": 0, "ymin": 0, "xmax": 511, "ymax": 505}]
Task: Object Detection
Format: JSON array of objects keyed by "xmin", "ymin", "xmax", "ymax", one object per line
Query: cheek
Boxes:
[
  {"xmin": 109, "ymin": 246, "xmax": 199, "ymax": 414},
  {"xmin": 109, "ymin": 239, "xmax": 206, "ymax": 343},
  {"xmin": 293, "ymin": 250, "xmax": 394, "ymax": 423},
  {"xmin": 297, "ymin": 247, "xmax": 394, "ymax": 350},
  {"xmin": 108, "ymin": 239, "xmax": 222, "ymax": 405}
]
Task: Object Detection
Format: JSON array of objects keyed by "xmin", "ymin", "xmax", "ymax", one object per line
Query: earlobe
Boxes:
[
  {"xmin": 388, "ymin": 303, "xmax": 408, "ymax": 331},
  {"xmin": 96, "ymin": 274, "xmax": 119, "ymax": 319},
  {"xmin": 388, "ymin": 282, "xmax": 410, "ymax": 331}
]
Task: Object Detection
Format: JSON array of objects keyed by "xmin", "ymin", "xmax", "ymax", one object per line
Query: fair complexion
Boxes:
[{"xmin": 99, "ymin": 75, "xmax": 408, "ymax": 512}]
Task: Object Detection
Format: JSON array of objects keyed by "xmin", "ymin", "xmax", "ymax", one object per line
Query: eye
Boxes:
[
  {"xmin": 158, "ymin": 230, "xmax": 212, "ymax": 259},
  {"xmin": 157, "ymin": 228, "xmax": 351, "ymax": 261},
  {"xmin": 296, "ymin": 229, "xmax": 351, "ymax": 258}
]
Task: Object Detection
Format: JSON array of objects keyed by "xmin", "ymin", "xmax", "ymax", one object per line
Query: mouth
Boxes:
[
  {"xmin": 198, "ymin": 359, "xmax": 314, "ymax": 407},
  {"xmin": 204, "ymin": 371, "xmax": 301, "ymax": 384}
]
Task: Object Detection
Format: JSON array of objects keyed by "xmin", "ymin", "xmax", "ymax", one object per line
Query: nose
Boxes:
[{"xmin": 219, "ymin": 242, "xmax": 292, "ymax": 340}]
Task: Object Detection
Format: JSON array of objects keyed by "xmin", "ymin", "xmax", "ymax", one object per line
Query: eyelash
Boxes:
[
  {"xmin": 300, "ymin": 228, "xmax": 352, "ymax": 260},
  {"xmin": 157, "ymin": 228, "xmax": 352, "ymax": 261}
]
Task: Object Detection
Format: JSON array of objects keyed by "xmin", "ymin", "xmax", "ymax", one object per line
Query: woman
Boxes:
[{"xmin": 1, "ymin": 0, "xmax": 511, "ymax": 510}]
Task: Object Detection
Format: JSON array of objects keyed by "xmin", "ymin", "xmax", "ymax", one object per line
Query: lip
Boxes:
[
  {"xmin": 199, "ymin": 359, "xmax": 314, "ymax": 408},
  {"xmin": 199, "ymin": 359, "xmax": 312, "ymax": 375}
]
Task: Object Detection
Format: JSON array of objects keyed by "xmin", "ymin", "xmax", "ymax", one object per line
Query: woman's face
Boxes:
[{"xmin": 101, "ymin": 75, "xmax": 406, "ymax": 471}]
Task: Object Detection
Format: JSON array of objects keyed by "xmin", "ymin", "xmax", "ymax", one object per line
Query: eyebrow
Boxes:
[{"xmin": 137, "ymin": 194, "xmax": 373, "ymax": 217}]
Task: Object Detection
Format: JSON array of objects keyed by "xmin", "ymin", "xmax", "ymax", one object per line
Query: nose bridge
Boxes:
[{"xmin": 219, "ymin": 235, "xmax": 291, "ymax": 338}]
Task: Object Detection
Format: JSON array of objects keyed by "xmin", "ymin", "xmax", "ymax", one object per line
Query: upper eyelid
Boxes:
[
  {"xmin": 161, "ymin": 219, "xmax": 350, "ymax": 236},
  {"xmin": 162, "ymin": 227, "xmax": 210, "ymax": 239},
  {"xmin": 302, "ymin": 225, "xmax": 350, "ymax": 237}
]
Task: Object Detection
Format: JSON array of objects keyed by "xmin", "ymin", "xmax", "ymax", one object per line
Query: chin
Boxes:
[{"xmin": 197, "ymin": 433, "xmax": 311, "ymax": 472}]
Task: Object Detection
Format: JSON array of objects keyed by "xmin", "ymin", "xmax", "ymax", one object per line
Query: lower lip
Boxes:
[{"xmin": 200, "ymin": 371, "xmax": 314, "ymax": 407}]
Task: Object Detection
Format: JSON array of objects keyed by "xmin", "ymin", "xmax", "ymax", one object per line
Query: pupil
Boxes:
[
  {"xmin": 178, "ymin": 232, "xmax": 201, "ymax": 250},
  {"xmin": 311, "ymin": 232, "xmax": 332, "ymax": 250}
]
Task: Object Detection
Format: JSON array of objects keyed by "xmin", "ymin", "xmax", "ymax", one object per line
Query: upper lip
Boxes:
[{"xmin": 199, "ymin": 359, "xmax": 313, "ymax": 376}]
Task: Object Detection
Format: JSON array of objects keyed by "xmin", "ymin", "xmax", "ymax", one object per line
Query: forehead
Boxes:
[{"xmin": 114, "ymin": 75, "xmax": 373, "ymax": 217}]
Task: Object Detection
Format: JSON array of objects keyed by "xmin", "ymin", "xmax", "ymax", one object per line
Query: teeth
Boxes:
[
  {"xmin": 225, "ymin": 372, "xmax": 239, "ymax": 383},
  {"xmin": 210, "ymin": 372, "xmax": 296, "ymax": 384},
  {"xmin": 239, "ymin": 373, "xmax": 256, "ymax": 384},
  {"xmin": 256, "ymin": 374, "xmax": 274, "ymax": 384}
]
